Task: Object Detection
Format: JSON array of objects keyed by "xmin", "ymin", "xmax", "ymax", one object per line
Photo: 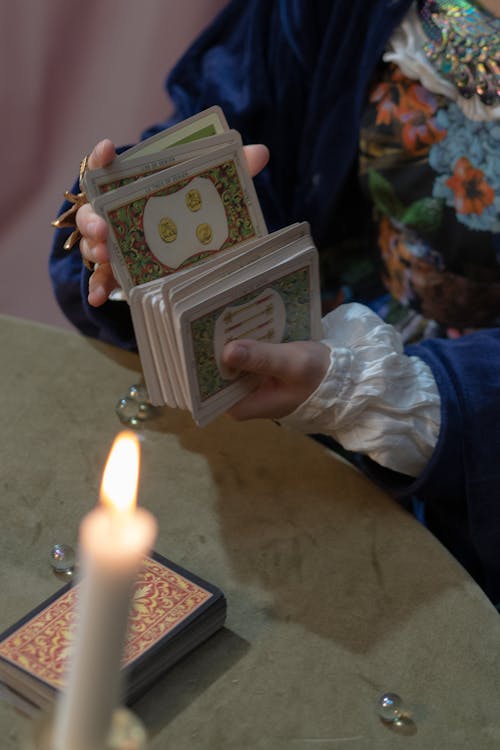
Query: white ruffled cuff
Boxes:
[{"xmin": 279, "ymin": 303, "xmax": 441, "ymax": 478}]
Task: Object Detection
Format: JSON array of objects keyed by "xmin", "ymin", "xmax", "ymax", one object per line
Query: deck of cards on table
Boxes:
[
  {"xmin": 0, "ymin": 552, "xmax": 226, "ymax": 716},
  {"xmin": 83, "ymin": 107, "xmax": 322, "ymax": 425}
]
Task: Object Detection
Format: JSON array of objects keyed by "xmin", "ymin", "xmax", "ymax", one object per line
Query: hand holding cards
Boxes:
[{"xmin": 83, "ymin": 107, "xmax": 322, "ymax": 425}]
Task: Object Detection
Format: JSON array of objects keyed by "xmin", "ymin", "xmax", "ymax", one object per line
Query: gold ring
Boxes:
[
  {"xmin": 51, "ymin": 154, "xmax": 90, "ymax": 251},
  {"xmin": 78, "ymin": 154, "xmax": 89, "ymax": 190}
]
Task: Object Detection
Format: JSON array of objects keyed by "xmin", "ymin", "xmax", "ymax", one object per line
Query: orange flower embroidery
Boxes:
[
  {"xmin": 369, "ymin": 65, "xmax": 445, "ymax": 156},
  {"xmin": 400, "ymin": 111, "xmax": 445, "ymax": 154},
  {"xmin": 370, "ymin": 80, "xmax": 401, "ymax": 126},
  {"xmin": 445, "ymin": 157, "xmax": 495, "ymax": 215}
]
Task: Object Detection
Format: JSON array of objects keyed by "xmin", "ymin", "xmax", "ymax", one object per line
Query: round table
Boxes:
[{"xmin": 1, "ymin": 315, "xmax": 499, "ymax": 749}]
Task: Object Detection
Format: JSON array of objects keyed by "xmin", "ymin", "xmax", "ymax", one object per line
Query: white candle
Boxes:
[{"xmin": 52, "ymin": 431, "xmax": 158, "ymax": 750}]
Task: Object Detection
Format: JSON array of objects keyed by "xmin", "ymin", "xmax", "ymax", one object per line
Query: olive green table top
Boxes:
[{"xmin": 1, "ymin": 314, "xmax": 499, "ymax": 749}]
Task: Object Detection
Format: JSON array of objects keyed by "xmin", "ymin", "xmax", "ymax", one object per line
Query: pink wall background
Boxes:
[{"xmin": 0, "ymin": 0, "xmax": 226, "ymax": 330}]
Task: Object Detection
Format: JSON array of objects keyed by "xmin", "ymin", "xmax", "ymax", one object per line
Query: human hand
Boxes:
[
  {"xmin": 221, "ymin": 338, "xmax": 330, "ymax": 420},
  {"xmin": 77, "ymin": 141, "xmax": 270, "ymax": 307},
  {"xmin": 76, "ymin": 139, "xmax": 117, "ymax": 306}
]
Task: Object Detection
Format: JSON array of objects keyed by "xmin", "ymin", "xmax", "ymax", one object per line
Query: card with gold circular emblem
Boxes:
[{"xmin": 92, "ymin": 134, "xmax": 267, "ymax": 295}]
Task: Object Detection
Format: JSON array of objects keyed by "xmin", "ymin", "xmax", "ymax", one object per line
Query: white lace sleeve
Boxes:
[{"xmin": 279, "ymin": 303, "xmax": 441, "ymax": 477}]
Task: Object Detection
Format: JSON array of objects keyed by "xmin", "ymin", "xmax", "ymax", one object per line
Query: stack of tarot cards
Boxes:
[
  {"xmin": 83, "ymin": 107, "xmax": 322, "ymax": 425},
  {"xmin": 0, "ymin": 553, "xmax": 226, "ymax": 714}
]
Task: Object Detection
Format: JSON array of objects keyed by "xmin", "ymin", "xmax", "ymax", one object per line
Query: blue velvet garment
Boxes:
[
  {"xmin": 49, "ymin": 0, "xmax": 500, "ymax": 605},
  {"xmin": 359, "ymin": 330, "xmax": 500, "ymax": 607}
]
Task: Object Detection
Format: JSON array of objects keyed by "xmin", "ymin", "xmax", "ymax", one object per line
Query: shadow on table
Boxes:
[
  {"xmin": 131, "ymin": 627, "xmax": 248, "ymax": 736},
  {"xmin": 89, "ymin": 339, "xmax": 143, "ymax": 375},
  {"xmin": 144, "ymin": 409, "xmax": 470, "ymax": 657}
]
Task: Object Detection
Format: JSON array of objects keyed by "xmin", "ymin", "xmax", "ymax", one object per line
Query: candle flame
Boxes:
[{"xmin": 100, "ymin": 431, "xmax": 140, "ymax": 513}]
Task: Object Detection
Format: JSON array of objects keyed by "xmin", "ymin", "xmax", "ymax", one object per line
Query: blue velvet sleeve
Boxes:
[{"xmin": 357, "ymin": 328, "xmax": 500, "ymax": 605}]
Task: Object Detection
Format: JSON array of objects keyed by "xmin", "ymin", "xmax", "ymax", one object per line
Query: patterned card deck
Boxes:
[
  {"xmin": 128, "ymin": 223, "xmax": 322, "ymax": 423},
  {"xmin": 83, "ymin": 131, "xmax": 239, "ymax": 201},
  {"xmin": 175, "ymin": 232, "xmax": 322, "ymax": 425},
  {"xmin": 0, "ymin": 553, "xmax": 226, "ymax": 713},
  {"xmin": 81, "ymin": 108, "xmax": 322, "ymax": 427},
  {"xmin": 117, "ymin": 106, "xmax": 229, "ymax": 161},
  {"xmin": 92, "ymin": 137, "xmax": 267, "ymax": 294}
]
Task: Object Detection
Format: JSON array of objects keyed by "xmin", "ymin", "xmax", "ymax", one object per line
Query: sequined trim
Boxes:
[
  {"xmin": 418, "ymin": 0, "xmax": 500, "ymax": 106},
  {"xmin": 384, "ymin": 4, "xmax": 500, "ymax": 121}
]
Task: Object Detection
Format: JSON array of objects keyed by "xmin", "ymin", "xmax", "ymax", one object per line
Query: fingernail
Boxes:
[
  {"xmin": 228, "ymin": 344, "xmax": 248, "ymax": 364},
  {"xmin": 88, "ymin": 285, "xmax": 105, "ymax": 306}
]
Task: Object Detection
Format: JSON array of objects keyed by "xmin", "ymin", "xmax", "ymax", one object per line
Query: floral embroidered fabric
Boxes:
[
  {"xmin": 357, "ymin": 6, "xmax": 500, "ymax": 339},
  {"xmin": 360, "ymin": 63, "xmax": 500, "ymax": 335},
  {"xmin": 319, "ymin": 4, "xmax": 500, "ymax": 343}
]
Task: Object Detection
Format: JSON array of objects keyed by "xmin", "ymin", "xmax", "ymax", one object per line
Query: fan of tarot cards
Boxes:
[{"xmin": 83, "ymin": 107, "xmax": 322, "ymax": 426}]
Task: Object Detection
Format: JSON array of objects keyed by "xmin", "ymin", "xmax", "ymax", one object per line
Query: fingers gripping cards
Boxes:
[
  {"xmin": 129, "ymin": 223, "xmax": 322, "ymax": 425},
  {"xmin": 89, "ymin": 131, "xmax": 267, "ymax": 295},
  {"xmin": 84, "ymin": 108, "xmax": 322, "ymax": 425}
]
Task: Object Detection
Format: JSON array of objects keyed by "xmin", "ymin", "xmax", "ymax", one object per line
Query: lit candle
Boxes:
[{"xmin": 52, "ymin": 431, "xmax": 158, "ymax": 750}]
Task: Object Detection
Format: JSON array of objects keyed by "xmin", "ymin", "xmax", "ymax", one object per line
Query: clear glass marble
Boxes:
[
  {"xmin": 127, "ymin": 384, "xmax": 149, "ymax": 403},
  {"xmin": 115, "ymin": 384, "xmax": 155, "ymax": 427},
  {"xmin": 49, "ymin": 544, "xmax": 76, "ymax": 574},
  {"xmin": 115, "ymin": 397, "xmax": 154, "ymax": 427},
  {"xmin": 376, "ymin": 692, "xmax": 404, "ymax": 723}
]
